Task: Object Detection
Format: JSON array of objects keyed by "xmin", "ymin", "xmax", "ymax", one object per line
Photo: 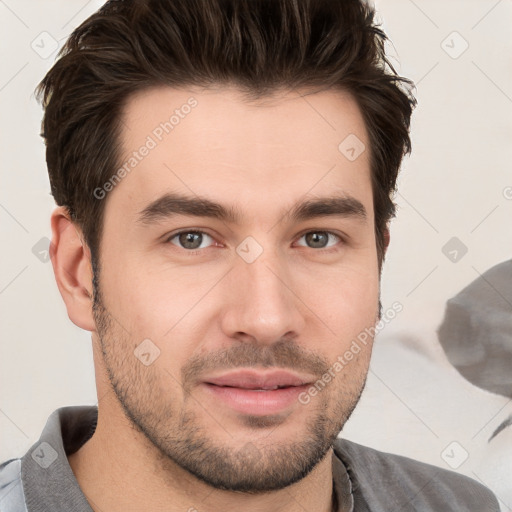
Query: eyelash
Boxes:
[{"xmin": 164, "ymin": 229, "xmax": 344, "ymax": 255}]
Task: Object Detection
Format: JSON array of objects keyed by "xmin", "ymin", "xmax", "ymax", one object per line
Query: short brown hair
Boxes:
[{"xmin": 36, "ymin": 0, "xmax": 416, "ymax": 273}]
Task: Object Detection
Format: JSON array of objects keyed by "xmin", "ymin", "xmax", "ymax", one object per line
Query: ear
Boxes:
[
  {"xmin": 50, "ymin": 206, "xmax": 96, "ymax": 332},
  {"xmin": 383, "ymin": 225, "xmax": 390, "ymax": 256}
]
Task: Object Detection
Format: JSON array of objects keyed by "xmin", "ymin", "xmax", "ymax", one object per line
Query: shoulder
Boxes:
[
  {"xmin": 0, "ymin": 457, "xmax": 28, "ymax": 511},
  {"xmin": 0, "ymin": 405, "xmax": 97, "ymax": 512},
  {"xmin": 333, "ymin": 438, "xmax": 500, "ymax": 511}
]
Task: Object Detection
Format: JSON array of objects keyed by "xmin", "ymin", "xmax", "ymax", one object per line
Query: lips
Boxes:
[{"xmin": 203, "ymin": 369, "xmax": 313, "ymax": 390}]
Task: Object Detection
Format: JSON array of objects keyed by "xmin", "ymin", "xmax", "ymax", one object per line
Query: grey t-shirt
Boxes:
[{"xmin": 0, "ymin": 406, "xmax": 500, "ymax": 511}]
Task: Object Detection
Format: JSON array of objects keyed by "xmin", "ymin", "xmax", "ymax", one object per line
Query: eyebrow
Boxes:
[{"xmin": 135, "ymin": 192, "xmax": 367, "ymax": 226}]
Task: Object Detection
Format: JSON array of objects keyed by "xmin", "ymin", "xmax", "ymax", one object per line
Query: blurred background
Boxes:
[{"xmin": 1, "ymin": 0, "xmax": 511, "ymax": 509}]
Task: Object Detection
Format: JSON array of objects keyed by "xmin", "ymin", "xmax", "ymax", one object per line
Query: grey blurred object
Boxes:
[{"xmin": 437, "ymin": 259, "xmax": 512, "ymax": 398}]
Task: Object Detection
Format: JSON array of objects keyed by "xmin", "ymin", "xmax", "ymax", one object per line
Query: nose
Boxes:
[{"xmin": 220, "ymin": 244, "xmax": 307, "ymax": 345}]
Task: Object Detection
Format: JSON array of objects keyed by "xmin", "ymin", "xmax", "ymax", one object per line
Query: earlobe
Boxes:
[
  {"xmin": 383, "ymin": 225, "xmax": 390, "ymax": 255},
  {"xmin": 50, "ymin": 206, "xmax": 96, "ymax": 332}
]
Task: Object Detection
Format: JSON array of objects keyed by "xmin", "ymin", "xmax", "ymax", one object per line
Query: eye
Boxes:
[
  {"xmin": 166, "ymin": 230, "xmax": 215, "ymax": 251},
  {"xmin": 295, "ymin": 231, "xmax": 341, "ymax": 251},
  {"xmin": 165, "ymin": 229, "xmax": 342, "ymax": 253}
]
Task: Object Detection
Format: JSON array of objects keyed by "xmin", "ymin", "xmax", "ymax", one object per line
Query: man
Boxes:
[{"xmin": 0, "ymin": 0, "xmax": 501, "ymax": 510}]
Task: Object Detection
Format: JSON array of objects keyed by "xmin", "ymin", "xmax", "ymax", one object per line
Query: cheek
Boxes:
[
  {"xmin": 100, "ymin": 255, "xmax": 202, "ymax": 335},
  {"xmin": 299, "ymin": 264, "xmax": 380, "ymax": 340},
  {"xmin": 101, "ymin": 262, "xmax": 219, "ymax": 384}
]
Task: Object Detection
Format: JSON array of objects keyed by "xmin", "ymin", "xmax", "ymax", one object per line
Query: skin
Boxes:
[{"xmin": 52, "ymin": 85, "xmax": 386, "ymax": 512}]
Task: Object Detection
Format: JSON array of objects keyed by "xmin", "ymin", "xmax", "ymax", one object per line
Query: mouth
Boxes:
[
  {"xmin": 202, "ymin": 368, "xmax": 314, "ymax": 390},
  {"xmin": 199, "ymin": 369, "xmax": 314, "ymax": 415}
]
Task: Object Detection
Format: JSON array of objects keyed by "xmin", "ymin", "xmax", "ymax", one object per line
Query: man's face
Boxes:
[{"xmin": 92, "ymin": 86, "xmax": 380, "ymax": 492}]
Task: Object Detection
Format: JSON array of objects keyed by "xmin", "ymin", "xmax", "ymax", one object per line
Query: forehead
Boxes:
[{"xmin": 106, "ymin": 85, "xmax": 372, "ymax": 226}]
